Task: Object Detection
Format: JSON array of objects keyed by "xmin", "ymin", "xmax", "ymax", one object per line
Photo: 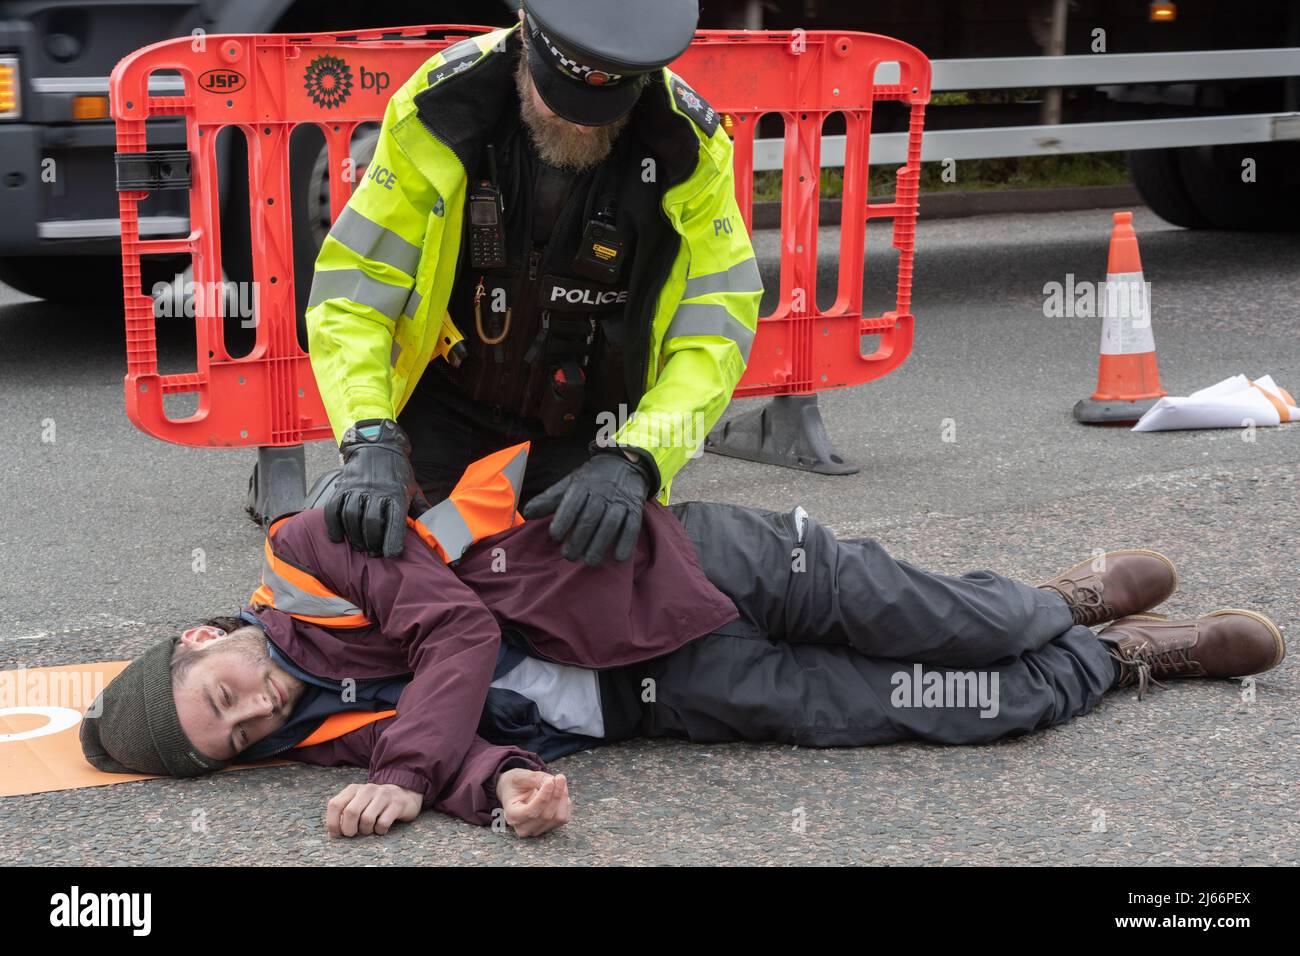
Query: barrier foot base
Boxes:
[
  {"xmin": 703, "ymin": 394, "xmax": 859, "ymax": 475},
  {"xmin": 1072, "ymin": 397, "xmax": 1159, "ymax": 425},
  {"xmin": 245, "ymin": 445, "xmax": 307, "ymax": 527}
]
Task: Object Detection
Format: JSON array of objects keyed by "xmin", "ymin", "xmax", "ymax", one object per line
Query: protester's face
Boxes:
[
  {"xmin": 515, "ymin": 10, "xmax": 630, "ymax": 171},
  {"xmin": 172, "ymin": 626, "xmax": 307, "ymax": 761}
]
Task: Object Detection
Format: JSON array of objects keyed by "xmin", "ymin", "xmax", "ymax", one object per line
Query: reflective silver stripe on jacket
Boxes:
[
  {"xmin": 500, "ymin": 445, "xmax": 527, "ymax": 506},
  {"xmin": 327, "ymin": 205, "xmax": 422, "ymax": 277},
  {"xmin": 307, "ymin": 269, "xmax": 411, "ymax": 319},
  {"xmin": 403, "ymin": 288, "xmax": 423, "ymax": 320},
  {"xmin": 261, "ymin": 554, "xmax": 366, "ymax": 620},
  {"xmin": 413, "ymin": 499, "xmax": 474, "ymax": 562},
  {"xmin": 391, "ymin": 289, "xmax": 424, "ymax": 367},
  {"xmin": 664, "ymin": 302, "xmax": 756, "ymax": 363},
  {"xmin": 682, "ymin": 257, "xmax": 763, "ymax": 300}
]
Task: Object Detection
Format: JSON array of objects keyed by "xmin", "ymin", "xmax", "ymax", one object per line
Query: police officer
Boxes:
[{"xmin": 306, "ymin": 0, "xmax": 763, "ymax": 565}]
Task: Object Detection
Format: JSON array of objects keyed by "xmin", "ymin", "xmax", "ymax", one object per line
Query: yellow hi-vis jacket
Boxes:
[{"xmin": 305, "ymin": 22, "xmax": 763, "ymax": 504}]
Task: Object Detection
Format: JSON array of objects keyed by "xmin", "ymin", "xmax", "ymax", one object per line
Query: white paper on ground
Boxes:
[{"xmin": 1131, "ymin": 374, "xmax": 1300, "ymax": 432}]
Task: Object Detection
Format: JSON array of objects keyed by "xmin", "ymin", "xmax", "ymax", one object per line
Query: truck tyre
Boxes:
[
  {"xmin": 0, "ymin": 256, "xmax": 111, "ymax": 303},
  {"xmin": 295, "ymin": 125, "xmax": 380, "ymax": 342},
  {"xmin": 1175, "ymin": 142, "xmax": 1300, "ymax": 231},
  {"xmin": 0, "ymin": 254, "xmax": 181, "ymax": 306},
  {"xmin": 1125, "ymin": 148, "xmax": 1212, "ymax": 229},
  {"xmin": 222, "ymin": 125, "xmax": 381, "ymax": 348},
  {"xmin": 218, "ymin": 128, "xmax": 322, "ymax": 349},
  {"xmin": 306, "ymin": 126, "xmax": 380, "ymax": 253}
]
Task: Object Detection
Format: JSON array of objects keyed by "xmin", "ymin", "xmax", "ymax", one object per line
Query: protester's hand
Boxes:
[
  {"xmin": 326, "ymin": 782, "xmax": 423, "ymax": 837},
  {"xmin": 495, "ymin": 769, "xmax": 572, "ymax": 837},
  {"xmin": 521, "ymin": 449, "xmax": 654, "ymax": 566},
  {"xmin": 324, "ymin": 419, "xmax": 429, "ymax": 558}
]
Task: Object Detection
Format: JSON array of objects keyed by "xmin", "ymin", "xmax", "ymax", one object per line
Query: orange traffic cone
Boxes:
[{"xmin": 1073, "ymin": 211, "xmax": 1167, "ymax": 424}]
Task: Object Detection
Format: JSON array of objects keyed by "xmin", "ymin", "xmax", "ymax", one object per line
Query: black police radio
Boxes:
[{"xmin": 469, "ymin": 144, "xmax": 507, "ymax": 270}]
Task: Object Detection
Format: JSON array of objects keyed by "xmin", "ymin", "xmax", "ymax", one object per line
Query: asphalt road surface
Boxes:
[{"xmin": 2, "ymin": 206, "xmax": 1297, "ymax": 865}]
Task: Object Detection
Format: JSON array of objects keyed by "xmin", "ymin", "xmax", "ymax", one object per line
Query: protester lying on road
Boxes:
[{"xmin": 79, "ymin": 445, "xmax": 1285, "ymax": 839}]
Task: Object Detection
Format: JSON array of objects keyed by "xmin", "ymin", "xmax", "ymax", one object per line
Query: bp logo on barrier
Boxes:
[{"xmin": 304, "ymin": 54, "xmax": 354, "ymax": 109}]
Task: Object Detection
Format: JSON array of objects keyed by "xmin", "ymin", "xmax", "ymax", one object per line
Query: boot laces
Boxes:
[
  {"xmin": 1054, "ymin": 579, "xmax": 1112, "ymax": 627},
  {"xmin": 1108, "ymin": 644, "xmax": 1196, "ymax": 700}
]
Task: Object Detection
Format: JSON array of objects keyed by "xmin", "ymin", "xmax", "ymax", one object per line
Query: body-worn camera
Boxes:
[
  {"xmin": 571, "ymin": 216, "xmax": 625, "ymax": 284},
  {"xmin": 571, "ymin": 190, "xmax": 625, "ymax": 284}
]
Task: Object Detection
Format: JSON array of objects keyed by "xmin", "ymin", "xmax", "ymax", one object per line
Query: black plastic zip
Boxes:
[{"xmin": 115, "ymin": 150, "xmax": 192, "ymax": 191}]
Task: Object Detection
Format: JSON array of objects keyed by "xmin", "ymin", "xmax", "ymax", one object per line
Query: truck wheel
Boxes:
[
  {"xmin": 0, "ymin": 254, "xmax": 181, "ymax": 305},
  {"xmin": 217, "ymin": 125, "xmax": 378, "ymax": 347},
  {"xmin": 1125, "ymin": 148, "xmax": 1212, "ymax": 229},
  {"xmin": 297, "ymin": 125, "xmax": 381, "ymax": 339},
  {"xmin": 0, "ymin": 255, "xmax": 118, "ymax": 304},
  {"xmin": 1175, "ymin": 142, "xmax": 1300, "ymax": 231},
  {"xmin": 306, "ymin": 126, "xmax": 380, "ymax": 252}
]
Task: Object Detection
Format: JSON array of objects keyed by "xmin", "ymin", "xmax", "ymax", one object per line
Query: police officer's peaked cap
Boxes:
[{"xmin": 521, "ymin": 0, "xmax": 699, "ymax": 126}]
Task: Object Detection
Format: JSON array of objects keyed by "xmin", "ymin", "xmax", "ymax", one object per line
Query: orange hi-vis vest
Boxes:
[{"xmin": 247, "ymin": 441, "xmax": 530, "ymax": 749}]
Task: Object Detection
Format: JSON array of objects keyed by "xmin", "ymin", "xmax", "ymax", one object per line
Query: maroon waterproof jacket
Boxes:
[{"xmin": 247, "ymin": 502, "xmax": 739, "ymax": 826}]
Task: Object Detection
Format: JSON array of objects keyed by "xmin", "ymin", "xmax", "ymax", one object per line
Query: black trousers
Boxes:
[
  {"xmin": 398, "ymin": 372, "xmax": 597, "ymax": 506},
  {"xmin": 600, "ymin": 501, "xmax": 1118, "ymax": 748}
]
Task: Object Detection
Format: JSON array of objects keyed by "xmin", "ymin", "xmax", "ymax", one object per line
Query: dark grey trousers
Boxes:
[{"xmin": 601, "ymin": 501, "xmax": 1118, "ymax": 747}]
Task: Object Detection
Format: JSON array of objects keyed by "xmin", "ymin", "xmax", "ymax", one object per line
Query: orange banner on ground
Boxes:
[{"xmin": 0, "ymin": 662, "xmax": 284, "ymax": 797}]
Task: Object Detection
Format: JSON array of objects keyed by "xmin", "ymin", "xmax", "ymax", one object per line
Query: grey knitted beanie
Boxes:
[{"xmin": 79, "ymin": 636, "xmax": 230, "ymax": 777}]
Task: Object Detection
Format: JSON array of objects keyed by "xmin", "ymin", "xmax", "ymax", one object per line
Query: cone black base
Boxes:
[{"xmin": 1072, "ymin": 396, "xmax": 1160, "ymax": 425}]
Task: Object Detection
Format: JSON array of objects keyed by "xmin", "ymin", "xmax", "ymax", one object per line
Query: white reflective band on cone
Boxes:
[{"xmin": 1099, "ymin": 271, "xmax": 1155, "ymax": 355}]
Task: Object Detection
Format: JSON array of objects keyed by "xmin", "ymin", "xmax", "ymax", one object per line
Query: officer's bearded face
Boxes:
[{"xmin": 515, "ymin": 41, "xmax": 629, "ymax": 173}]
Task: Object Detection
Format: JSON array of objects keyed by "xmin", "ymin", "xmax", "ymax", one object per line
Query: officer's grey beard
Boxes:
[{"xmin": 515, "ymin": 45, "xmax": 629, "ymax": 172}]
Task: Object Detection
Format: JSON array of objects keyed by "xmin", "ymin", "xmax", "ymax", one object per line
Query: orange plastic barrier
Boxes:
[{"xmin": 110, "ymin": 25, "xmax": 930, "ymax": 471}]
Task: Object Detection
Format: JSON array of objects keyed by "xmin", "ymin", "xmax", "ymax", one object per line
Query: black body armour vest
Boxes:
[{"xmin": 429, "ymin": 109, "xmax": 637, "ymax": 435}]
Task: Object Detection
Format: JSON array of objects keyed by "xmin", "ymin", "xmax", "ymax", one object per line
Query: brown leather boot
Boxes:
[
  {"xmin": 1037, "ymin": 549, "xmax": 1178, "ymax": 627},
  {"xmin": 1099, "ymin": 609, "xmax": 1286, "ymax": 699}
]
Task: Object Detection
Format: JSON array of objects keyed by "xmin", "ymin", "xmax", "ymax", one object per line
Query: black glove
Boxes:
[
  {"xmin": 324, "ymin": 419, "xmax": 429, "ymax": 558},
  {"xmin": 521, "ymin": 446, "xmax": 658, "ymax": 566}
]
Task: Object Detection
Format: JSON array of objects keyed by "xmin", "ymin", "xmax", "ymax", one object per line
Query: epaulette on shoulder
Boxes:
[
  {"xmin": 666, "ymin": 70, "xmax": 719, "ymax": 137},
  {"xmin": 426, "ymin": 31, "xmax": 506, "ymax": 89}
]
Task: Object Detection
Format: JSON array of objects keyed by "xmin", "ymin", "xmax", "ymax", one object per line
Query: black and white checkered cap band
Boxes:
[{"xmin": 532, "ymin": 23, "xmax": 629, "ymax": 87}]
